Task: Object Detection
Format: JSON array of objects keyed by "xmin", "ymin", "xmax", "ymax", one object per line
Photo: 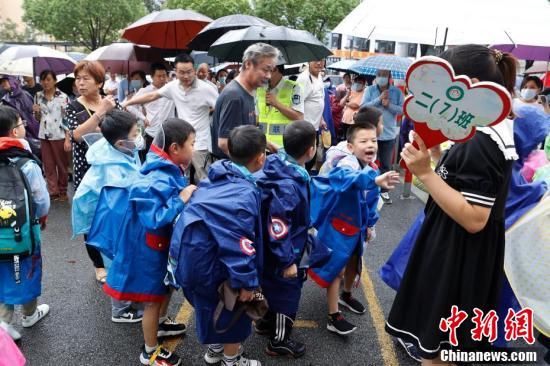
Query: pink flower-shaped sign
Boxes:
[{"xmin": 404, "ymin": 56, "xmax": 512, "ymax": 150}]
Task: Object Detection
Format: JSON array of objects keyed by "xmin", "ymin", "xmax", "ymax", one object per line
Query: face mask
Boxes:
[
  {"xmin": 520, "ymin": 88, "xmax": 537, "ymax": 101},
  {"xmin": 130, "ymin": 80, "xmax": 142, "ymax": 91},
  {"xmin": 117, "ymin": 134, "xmax": 145, "ymax": 156},
  {"xmin": 351, "ymin": 82, "xmax": 364, "ymax": 92},
  {"xmin": 219, "ymin": 76, "xmax": 226, "ymax": 85},
  {"xmin": 376, "ymin": 77, "xmax": 389, "ymax": 87}
]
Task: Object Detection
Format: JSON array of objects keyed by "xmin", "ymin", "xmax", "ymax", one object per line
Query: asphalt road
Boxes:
[{"xmin": 13, "ymin": 185, "xmax": 547, "ymax": 366}]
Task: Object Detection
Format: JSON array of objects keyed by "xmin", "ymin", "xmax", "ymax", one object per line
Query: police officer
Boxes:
[{"xmin": 257, "ymin": 64, "xmax": 304, "ymax": 148}]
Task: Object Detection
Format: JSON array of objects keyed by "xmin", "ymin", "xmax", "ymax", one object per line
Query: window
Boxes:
[
  {"xmin": 353, "ymin": 37, "xmax": 370, "ymax": 52},
  {"xmin": 406, "ymin": 43, "xmax": 417, "ymax": 58},
  {"xmin": 375, "ymin": 40, "xmax": 396, "ymax": 54},
  {"xmin": 331, "ymin": 33, "xmax": 342, "ymax": 49}
]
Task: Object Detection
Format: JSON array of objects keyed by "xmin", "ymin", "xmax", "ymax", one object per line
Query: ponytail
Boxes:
[{"xmin": 494, "ymin": 50, "xmax": 517, "ymax": 95}]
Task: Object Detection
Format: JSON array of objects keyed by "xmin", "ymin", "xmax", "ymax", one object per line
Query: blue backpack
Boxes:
[{"xmin": 0, "ymin": 151, "xmax": 40, "ymax": 261}]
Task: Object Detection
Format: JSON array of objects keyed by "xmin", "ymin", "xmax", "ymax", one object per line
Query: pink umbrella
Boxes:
[{"xmin": 122, "ymin": 9, "xmax": 212, "ymax": 49}]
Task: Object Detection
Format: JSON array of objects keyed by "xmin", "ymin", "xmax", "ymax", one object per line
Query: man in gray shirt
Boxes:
[{"xmin": 212, "ymin": 43, "xmax": 280, "ymax": 159}]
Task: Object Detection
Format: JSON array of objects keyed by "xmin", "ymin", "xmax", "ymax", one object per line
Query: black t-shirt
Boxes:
[{"xmin": 211, "ymin": 80, "xmax": 256, "ymax": 158}]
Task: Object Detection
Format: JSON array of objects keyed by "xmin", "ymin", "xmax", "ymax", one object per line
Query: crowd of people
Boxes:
[{"xmin": 0, "ymin": 42, "xmax": 549, "ymax": 366}]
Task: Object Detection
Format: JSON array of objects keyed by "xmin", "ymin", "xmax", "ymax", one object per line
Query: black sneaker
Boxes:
[
  {"xmin": 157, "ymin": 317, "xmax": 186, "ymax": 337},
  {"xmin": 396, "ymin": 337, "xmax": 422, "ymax": 362},
  {"xmin": 111, "ymin": 309, "xmax": 143, "ymax": 323},
  {"xmin": 140, "ymin": 346, "xmax": 181, "ymax": 366},
  {"xmin": 339, "ymin": 293, "xmax": 366, "ymax": 314},
  {"xmin": 327, "ymin": 312, "xmax": 357, "ymax": 335},
  {"xmin": 254, "ymin": 318, "xmax": 273, "ymax": 336},
  {"xmin": 265, "ymin": 338, "xmax": 305, "ymax": 358},
  {"xmin": 381, "ymin": 192, "xmax": 392, "ymax": 204}
]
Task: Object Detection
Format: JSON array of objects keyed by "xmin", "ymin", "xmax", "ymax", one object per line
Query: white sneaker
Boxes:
[
  {"xmin": 21, "ymin": 304, "xmax": 50, "ymax": 328},
  {"xmin": 221, "ymin": 355, "xmax": 261, "ymax": 366},
  {"xmin": 0, "ymin": 321, "xmax": 21, "ymax": 341}
]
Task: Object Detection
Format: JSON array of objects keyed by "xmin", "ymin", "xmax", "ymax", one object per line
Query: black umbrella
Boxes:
[
  {"xmin": 188, "ymin": 14, "xmax": 274, "ymax": 51},
  {"xmin": 208, "ymin": 26, "xmax": 332, "ymax": 64}
]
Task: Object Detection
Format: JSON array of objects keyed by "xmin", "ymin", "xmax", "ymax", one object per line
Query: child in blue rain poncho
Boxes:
[
  {"xmin": 72, "ymin": 110, "xmax": 142, "ymax": 238},
  {"xmin": 71, "ymin": 110, "xmax": 145, "ymax": 323},
  {"xmin": 170, "ymin": 126, "xmax": 266, "ymax": 366},
  {"xmin": 255, "ymin": 121, "xmax": 323, "ymax": 359},
  {"xmin": 310, "ymin": 120, "xmax": 399, "ymax": 337},
  {"xmin": 0, "ymin": 106, "xmax": 50, "ymax": 342},
  {"xmin": 90, "ymin": 118, "xmax": 197, "ymax": 366}
]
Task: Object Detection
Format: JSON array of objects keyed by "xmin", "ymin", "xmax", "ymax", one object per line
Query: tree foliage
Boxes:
[
  {"xmin": 165, "ymin": 0, "xmax": 253, "ymax": 20},
  {"xmin": 0, "ymin": 17, "xmax": 38, "ymax": 43},
  {"xmin": 254, "ymin": 0, "xmax": 359, "ymax": 40},
  {"xmin": 23, "ymin": 0, "xmax": 147, "ymax": 50}
]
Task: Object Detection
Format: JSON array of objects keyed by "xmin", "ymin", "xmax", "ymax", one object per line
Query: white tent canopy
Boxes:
[{"xmin": 333, "ymin": 0, "xmax": 550, "ymax": 47}]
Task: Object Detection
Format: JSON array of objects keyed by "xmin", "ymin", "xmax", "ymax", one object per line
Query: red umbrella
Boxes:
[{"xmin": 122, "ymin": 9, "xmax": 212, "ymax": 49}]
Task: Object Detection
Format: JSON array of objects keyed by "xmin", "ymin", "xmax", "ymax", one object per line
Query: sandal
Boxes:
[{"xmin": 95, "ymin": 268, "xmax": 107, "ymax": 284}]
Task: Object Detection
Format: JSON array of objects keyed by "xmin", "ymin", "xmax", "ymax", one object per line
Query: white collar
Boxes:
[{"xmin": 478, "ymin": 118, "xmax": 518, "ymax": 161}]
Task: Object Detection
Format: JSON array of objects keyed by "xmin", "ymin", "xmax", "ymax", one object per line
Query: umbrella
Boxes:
[
  {"xmin": 490, "ymin": 45, "xmax": 550, "ymax": 62},
  {"xmin": 67, "ymin": 52, "xmax": 88, "ymax": 62},
  {"xmin": 56, "ymin": 74, "xmax": 76, "ymax": 96},
  {"xmin": 84, "ymin": 43, "xmax": 164, "ymax": 75},
  {"xmin": 122, "ymin": 9, "xmax": 212, "ymax": 49},
  {"xmin": 350, "ymin": 55, "xmax": 412, "ymax": 80},
  {"xmin": 0, "ymin": 45, "xmax": 75, "ymax": 76},
  {"xmin": 208, "ymin": 26, "xmax": 332, "ymax": 64},
  {"xmin": 188, "ymin": 14, "xmax": 274, "ymax": 51},
  {"xmin": 525, "ymin": 61, "xmax": 550, "ymax": 75},
  {"xmin": 327, "ymin": 59, "xmax": 358, "ymax": 73}
]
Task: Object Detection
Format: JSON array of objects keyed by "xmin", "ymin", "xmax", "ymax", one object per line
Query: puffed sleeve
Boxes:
[{"xmin": 453, "ymin": 132, "xmax": 507, "ymax": 208}]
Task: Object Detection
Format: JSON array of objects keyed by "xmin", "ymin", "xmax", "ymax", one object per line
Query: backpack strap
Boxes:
[{"xmin": 13, "ymin": 157, "xmax": 38, "ymax": 252}]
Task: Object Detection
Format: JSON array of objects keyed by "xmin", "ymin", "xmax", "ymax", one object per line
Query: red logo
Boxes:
[
  {"xmin": 504, "ymin": 308, "xmax": 535, "ymax": 344},
  {"xmin": 471, "ymin": 308, "xmax": 498, "ymax": 343},
  {"xmin": 268, "ymin": 217, "xmax": 288, "ymax": 240},
  {"xmin": 239, "ymin": 237, "xmax": 256, "ymax": 256},
  {"xmin": 439, "ymin": 305, "xmax": 469, "ymax": 346}
]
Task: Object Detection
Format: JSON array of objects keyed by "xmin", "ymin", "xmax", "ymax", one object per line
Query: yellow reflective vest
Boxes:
[{"xmin": 257, "ymin": 79, "xmax": 299, "ymax": 146}]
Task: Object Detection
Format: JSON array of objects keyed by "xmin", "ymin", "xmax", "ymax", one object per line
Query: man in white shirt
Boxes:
[
  {"xmin": 103, "ymin": 70, "xmax": 119, "ymax": 96},
  {"xmin": 296, "ymin": 60, "xmax": 327, "ymax": 170},
  {"xmin": 126, "ymin": 63, "xmax": 175, "ymax": 161},
  {"xmin": 123, "ymin": 54, "xmax": 218, "ymax": 182}
]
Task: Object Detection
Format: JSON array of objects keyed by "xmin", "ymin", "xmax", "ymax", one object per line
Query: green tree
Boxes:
[
  {"xmin": 0, "ymin": 18, "xmax": 29, "ymax": 42},
  {"xmin": 165, "ymin": 0, "xmax": 252, "ymax": 20},
  {"xmin": 254, "ymin": 0, "xmax": 359, "ymax": 40},
  {"xmin": 23, "ymin": 0, "xmax": 147, "ymax": 50}
]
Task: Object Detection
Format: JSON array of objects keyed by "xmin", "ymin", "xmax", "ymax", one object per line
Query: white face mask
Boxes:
[
  {"xmin": 351, "ymin": 82, "xmax": 364, "ymax": 92},
  {"xmin": 117, "ymin": 134, "xmax": 145, "ymax": 155},
  {"xmin": 376, "ymin": 77, "xmax": 389, "ymax": 87},
  {"xmin": 520, "ymin": 88, "xmax": 538, "ymax": 101}
]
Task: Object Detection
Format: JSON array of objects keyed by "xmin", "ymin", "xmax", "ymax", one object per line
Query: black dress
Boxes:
[{"xmin": 385, "ymin": 129, "xmax": 514, "ymax": 359}]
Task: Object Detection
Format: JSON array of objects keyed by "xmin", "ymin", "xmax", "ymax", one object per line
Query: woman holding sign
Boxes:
[{"xmin": 385, "ymin": 45, "xmax": 519, "ymax": 364}]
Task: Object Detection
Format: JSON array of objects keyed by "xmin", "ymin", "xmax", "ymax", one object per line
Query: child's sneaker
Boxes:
[
  {"xmin": 221, "ymin": 355, "xmax": 261, "ymax": 366},
  {"xmin": 327, "ymin": 312, "xmax": 357, "ymax": 335},
  {"xmin": 396, "ymin": 337, "xmax": 422, "ymax": 362},
  {"xmin": 339, "ymin": 292, "xmax": 366, "ymax": 314},
  {"xmin": 0, "ymin": 321, "xmax": 21, "ymax": 341},
  {"xmin": 157, "ymin": 317, "xmax": 186, "ymax": 337},
  {"xmin": 21, "ymin": 304, "xmax": 50, "ymax": 328},
  {"xmin": 140, "ymin": 346, "xmax": 181, "ymax": 366},
  {"xmin": 111, "ymin": 308, "xmax": 143, "ymax": 323},
  {"xmin": 265, "ymin": 338, "xmax": 305, "ymax": 358},
  {"xmin": 204, "ymin": 345, "xmax": 243, "ymax": 365}
]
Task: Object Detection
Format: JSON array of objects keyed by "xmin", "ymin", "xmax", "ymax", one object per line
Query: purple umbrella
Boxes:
[
  {"xmin": 0, "ymin": 45, "xmax": 76, "ymax": 76},
  {"xmin": 491, "ymin": 44, "xmax": 550, "ymax": 61}
]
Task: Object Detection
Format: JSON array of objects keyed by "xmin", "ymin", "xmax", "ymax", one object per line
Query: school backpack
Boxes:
[{"xmin": 0, "ymin": 148, "xmax": 40, "ymax": 260}]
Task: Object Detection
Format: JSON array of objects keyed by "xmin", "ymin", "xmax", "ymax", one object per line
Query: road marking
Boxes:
[
  {"xmin": 294, "ymin": 320, "xmax": 318, "ymax": 328},
  {"xmin": 163, "ymin": 300, "xmax": 194, "ymax": 352},
  {"xmin": 361, "ymin": 258, "xmax": 399, "ymax": 366}
]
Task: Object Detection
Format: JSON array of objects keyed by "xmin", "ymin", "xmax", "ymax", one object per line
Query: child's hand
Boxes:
[
  {"xmin": 282, "ymin": 264, "xmax": 298, "ymax": 279},
  {"xmin": 375, "ymin": 171, "xmax": 400, "ymax": 190},
  {"xmin": 366, "ymin": 227, "xmax": 373, "ymax": 242},
  {"xmin": 400, "ymin": 132, "xmax": 432, "ymax": 179},
  {"xmin": 179, "ymin": 185, "xmax": 197, "ymax": 203},
  {"xmin": 238, "ymin": 288, "xmax": 254, "ymax": 302}
]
